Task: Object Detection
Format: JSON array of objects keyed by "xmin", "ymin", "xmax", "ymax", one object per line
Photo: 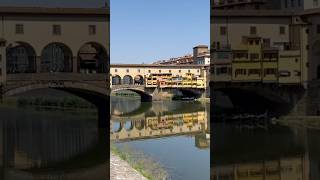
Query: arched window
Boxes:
[
  {"xmin": 41, "ymin": 42, "xmax": 73, "ymax": 72},
  {"xmin": 7, "ymin": 42, "xmax": 36, "ymax": 73}
]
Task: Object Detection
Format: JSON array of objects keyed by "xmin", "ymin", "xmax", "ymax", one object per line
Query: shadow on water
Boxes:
[{"xmin": 0, "ymin": 107, "xmax": 108, "ymax": 180}]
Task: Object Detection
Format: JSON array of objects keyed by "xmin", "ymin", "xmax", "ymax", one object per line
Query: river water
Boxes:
[
  {"xmin": 212, "ymin": 120, "xmax": 320, "ymax": 180},
  {"xmin": 110, "ymin": 97, "xmax": 210, "ymax": 180},
  {"xmin": 5, "ymin": 92, "xmax": 320, "ymax": 180},
  {"xmin": 0, "ymin": 104, "xmax": 108, "ymax": 180}
]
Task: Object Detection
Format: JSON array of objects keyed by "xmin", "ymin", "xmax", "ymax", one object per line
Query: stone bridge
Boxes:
[
  {"xmin": 111, "ymin": 84, "xmax": 207, "ymax": 102},
  {"xmin": 211, "ymin": 81, "xmax": 320, "ymax": 116},
  {"xmin": 2, "ymin": 73, "xmax": 109, "ymax": 127}
]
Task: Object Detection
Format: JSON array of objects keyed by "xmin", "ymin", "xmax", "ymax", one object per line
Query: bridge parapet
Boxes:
[
  {"xmin": 7, "ymin": 73, "xmax": 107, "ymax": 82},
  {"xmin": 111, "ymin": 85, "xmax": 145, "ymax": 91},
  {"xmin": 2, "ymin": 73, "xmax": 109, "ymax": 97}
]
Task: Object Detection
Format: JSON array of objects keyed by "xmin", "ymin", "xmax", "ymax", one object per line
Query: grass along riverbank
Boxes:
[{"xmin": 111, "ymin": 144, "xmax": 168, "ymax": 180}]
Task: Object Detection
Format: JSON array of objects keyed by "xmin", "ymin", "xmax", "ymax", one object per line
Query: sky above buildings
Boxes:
[
  {"xmin": 0, "ymin": 0, "xmax": 209, "ymax": 64},
  {"xmin": 111, "ymin": 0, "xmax": 209, "ymax": 64}
]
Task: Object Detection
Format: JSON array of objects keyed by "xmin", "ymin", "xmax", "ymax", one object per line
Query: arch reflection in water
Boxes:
[
  {"xmin": 111, "ymin": 110, "xmax": 208, "ymax": 145},
  {"xmin": 0, "ymin": 108, "xmax": 108, "ymax": 180}
]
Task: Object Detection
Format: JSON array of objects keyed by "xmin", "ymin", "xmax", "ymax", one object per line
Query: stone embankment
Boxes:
[{"xmin": 110, "ymin": 153, "xmax": 147, "ymax": 180}]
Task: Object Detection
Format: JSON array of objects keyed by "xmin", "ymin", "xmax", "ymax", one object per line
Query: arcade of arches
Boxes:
[
  {"xmin": 112, "ymin": 75, "xmax": 144, "ymax": 85},
  {"xmin": 6, "ymin": 42, "xmax": 108, "ymax": 74}
]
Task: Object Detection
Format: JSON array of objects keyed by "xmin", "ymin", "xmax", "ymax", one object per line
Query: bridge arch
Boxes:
[
  {"xmin": 123, "ymin": 75, "xmax": 133, "ymax": 85},
  {"xmin": 40, "ymin": 42, "xmax": 73, "ymax": 72},
  {"xmin": 6, "ymin": 41, "xmax": 37, "ymax": 73},
  {"xmin": 213, "ymin": 84, "xmax": 304, "ymax": 115},
  {"xmin": 3, "ymin": 81, "xmax": 108, "ymax": 127},
  {"xmin": 179, "ymin": 89, "xmax": 203, "ymax": 99},
  {"xmin": 112, "ymin": 75, "xmax": 121, "ymax": 85},
  {"xmin": 112, "ymin": 88, "xmax": 152, "ymax": 102},
  {"xmin": 78, "ymin": 42, "xmax": 108, "ymax": 74}
]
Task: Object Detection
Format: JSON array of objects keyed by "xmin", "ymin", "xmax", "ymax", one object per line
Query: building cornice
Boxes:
[
  {"xmin": 211, "ymin": 9, "xmax": 296, "ymax": 17},
  {"xmin": 0, "ymin": 6, "xmax": 109, "ymax": 16}
]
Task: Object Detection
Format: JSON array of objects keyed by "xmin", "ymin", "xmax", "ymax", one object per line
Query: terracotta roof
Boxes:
[
  {"xmin": 194, "ymin": 45, "xmax": 208, "ymax": 48},
  {"xmin": 110, "ymin": 64, "xmax": 208, "ymax": 68},
  {"xmin": 0, "ymin": 6, "xmax": 109, "ymax": 16}
]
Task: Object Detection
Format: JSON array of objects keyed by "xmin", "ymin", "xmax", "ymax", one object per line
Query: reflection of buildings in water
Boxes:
[
  {"xmin": 195, "ymin": 133, "xmax": 210, "ymax": 149},
  {"xmin": 110, "ymin": 111, "xmax": 208, "ymax": 142},
  {"xmin": 212, "ymin": 155, "xmax": 309, "ymax": 180}
]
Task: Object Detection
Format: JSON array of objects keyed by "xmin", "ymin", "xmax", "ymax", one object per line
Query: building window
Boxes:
[
  {"xmin": 159, "ymin": 70, "xmax": 161, "ymax": 73},
  {"xmin": 53, "ymin": 25, "xmax": 61, "ymax": 35},
  {"xmin": 89, "ymin": 25, "xmax": 96, "ymax": 35},
  {"xmin": 250, "ymin": 53, "xmax": 259, "ymax": 60},
  {"xmin": 298, "ymin": 0, "xmax": 301, "ymax": 6},
  {"xmin": 220, "ymin": 26, "xmax": 227, "ymax": 36},
  {"xmin": 179, "ymin": 70, "xmax": 181, "ymax": 73},
  {"xmin": 280, "ymin": 26, "xmax": 286, "ymax": 35},
  {"xmin": 138, "ymin": 69, "xmax": 140, "ymax": 73},
  {"xmin": 235, "ymin": 69, "xmax": 246, "ymax": 77},
  {"xmin": 314, "ymin": 0, "xmax": 319, "ymax": 6},
  {"xmin": 15, "ymin": 24, "xmax": 24, "ymax": 34},
  {"xmin": 250, "ymin": 26, "xmax": 257, "ymax": 35},
  {"xmin": 188, "ymin": 70, "xmax": 191, "ymax": 73},
  {"xmin": 126, "ymin": 69, "xmax": 129, "ymax": 73},
  {"xmin": 169, "ymin": 70, "xmax": 171, "ymax": 73},
  {"xmin": 148, "ymin": 70, "xmax": 151, "ymax": 73},
  {"xmin": 115, "ymin": 69, "xmax": 117, "ymax": 72}
]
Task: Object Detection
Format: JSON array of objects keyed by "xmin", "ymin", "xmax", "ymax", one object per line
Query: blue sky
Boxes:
[
  {"xmin": 111, "ymin": 0, "xmax": 209, "ymax": 64},
  {"xmin": 0, "ymin": 0, "xmax": 209, "ymax": 64}
]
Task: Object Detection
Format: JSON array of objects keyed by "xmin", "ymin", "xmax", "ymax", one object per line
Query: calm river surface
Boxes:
[
  {"xmin": 110, "ymin": 97, "xmax": 210, "ymax": 180},
  {"xmin": 212, "ymin": 120, "xmax": 320, "ymax": 180},
  {"xmin": 0, "ymin": 103, "xmax": 108, "ymax": 180}
]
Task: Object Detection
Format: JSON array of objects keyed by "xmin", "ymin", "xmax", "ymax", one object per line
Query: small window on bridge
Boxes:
[
  {"xmin": 52, "ymin": 25, "xmax": 61, "ymax": 35},
  {"xmin": 88, "ymin": 25, "xmax": 96, "ymax": 35},
  {"xmin": 15, "ymin": 24, "xmax": 24, "ymax": 34},
  {"xmin": 126, "ymin": 69, "xmax": 129, "ymax": 73}
]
